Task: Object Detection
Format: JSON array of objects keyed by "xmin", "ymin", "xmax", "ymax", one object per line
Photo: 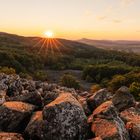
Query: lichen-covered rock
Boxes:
[
  {"xmin": 43, "ymin": 91, "xmax": 59, "ymax": 106},
  {"xmin": 0, "ymin": 132, "xmax": 24, "ymax": 140},
  {"xmin": 0, "ymin": 101, "xmax": 36, "ymax": 132},
  {"xmin": 78, "ymin": 96, "xmax": 91, "ymax": 115},
  {"xmin": 87, "ymin": 89, "xmax": 112, "ymax": 111},
  {"xmin": 112, "ymin": 86, "xmax": 135, "ymax": 111},
  {"xmin": 92, "ymin": 118, "xmax": 130, "ymax": 140},
  {"xmin": 42, "ymin": 92, "xmax": 89, "ymax": 140},
  {"xmin": 91, "ymin": 101, "xmax": 130, "ymax": 140},
  {"xmin": 7, "ymin": 90, "xmax": 42, "ymax": 106},
  {"xmin": 92, "ymin": 101, "xmax": 118, "ymax": 120},
  {"xmin": 24, "ymin": 111, "xmax": 47, "ymax": 140},
  {"xmin": 0, "ymin": 90, "xmax": 6, "ymax": 105},
  {"xmin": 120, "ymin": 107, "xmax": 140, "ymax": 139}
]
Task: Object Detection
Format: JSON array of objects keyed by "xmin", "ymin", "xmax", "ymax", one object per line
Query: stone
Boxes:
[
  {"xmin": 0, "ymin": 101, "xmax": 36, "ymax": 132},
  {"xmin": 7, "ymin": 90, "xmax": 42, "ymax": 106},
  {"xmin": 87, "ymin": 89, "xmax": 112, "ymax": 111},
  {"xmin": 43, "ymin": 92, "xmax": 89, "ymax": 140},
  {"xmin": 120, "ymin": 107, "xmax": 140, "ymax": 139},
  {"xmin": 112, "ymin": 86, "xmax": 135, "ymax": 111},
  {"xmin": 24, "ymin": 111, "xmax": 47, "ymax": 140},
  {"xmin": 0, "ymin": 132, "xmax": 24, "ymax": 140},
  {"xmin": 92, "ymin": 118, "xmax": 130, "ymax": 140},
  {"xmin": 43, "ymin": 91, "xmax": 59, "ymax": 106}
]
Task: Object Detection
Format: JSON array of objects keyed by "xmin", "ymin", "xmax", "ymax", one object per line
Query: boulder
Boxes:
[
  {"xmin": 91, "ymin": 101, "xmax": 130, "ymax": 140},
  {"xmin": 43, "ymin": 91, "xmax": 59, "ymax": 106},
  {"xmin": 78, "ymin": 96, "xmax": 91, "ymax": 115},
  {"xmin": 0, "ymin": 132, "xmax": 24, "ymax": 140},
  {"xmin": 7, "ymin": 90, "xmax": 42, "ymax": 106},
  {"xmin": 42, "ymin": 92, "xmax": 89, "ymax": 140},
  {"xmin": 120, "ymin": 107, "xmax": 140, "ymax": 139},
  {"xmin": 92, "ymin": 101, "xmax": 118, "ymax": 120},
  {"xmin": 92, "ymin": 118, "xmax": 130, "ymax": 140},
  {"xmin": 87, "ymin": 89, "xmax": 112, "ymax": 111},
  {"xmin": 0, "ymin": 101, "xmax": 36, "ymax": 132},
  {"xmin": 112, "ymin": 86, "xmax": 135, "ymax": 111},
  {"xmin": 24, "ymin": 111, "xmax": 47, "ymax": 140},
  {"xmin": 0, "ymin": 90, "xmax": 6, "ymax": 105}
]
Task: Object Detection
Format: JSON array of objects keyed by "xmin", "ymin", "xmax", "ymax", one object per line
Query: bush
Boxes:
[
  {"xmin": 34, "ymin": 70, "xmax": 47, "ymax": 81},
  {"xmin": 0, "ymin": 67, "xmax": 16, "ymax": 74},
  {"xmin": 90, "ymin": 84, "xmax": 101, "ymax": 93},
  {"xmin": 60, "ymin": 74, "xmax": 80, "ymax": 89},
  {"xmin": 19, "ymin": 72, "xmax": 33, "ymax": 80},
  {"xmin": 109, "ymin": 75, "xmax": 126, "ymax": 91},
  {"xmin": 129, "ymin": 82, "xmax": 140, "ymax": 101}
]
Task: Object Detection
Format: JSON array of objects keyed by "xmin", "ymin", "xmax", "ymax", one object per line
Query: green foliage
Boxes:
[
  {"xmin": 109, "ymin": 75, "xmax": 126, "ymax": 91},
  {"xmin": 19, "ymin": 72, "xmax": 33, "ymax": 80},
  {"xmin": 90, "ymin": 84, "xmax": 101, "ymax": 93},
  {"xmin": 129, "ymin": 82, "xmax": 140, "ymax": 101},
  {"xmin": 60, "ymin": 74, "xmax": 80, "ymax": 89},
  {"xmin": 83, "ymin": 65, "xmax": 131, "ymax": 83},
  {"xmin": 34, "ymin": 70, "xmax": 47, "ymax": 81},
  {"xmin": 0, "ymin": 66, "xmax": 16, "ymax": 74}
]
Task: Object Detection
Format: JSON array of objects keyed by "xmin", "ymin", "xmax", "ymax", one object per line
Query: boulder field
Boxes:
[{"xmin": 0, "ymin": 73, "xmax": 139, "ymax": 140}]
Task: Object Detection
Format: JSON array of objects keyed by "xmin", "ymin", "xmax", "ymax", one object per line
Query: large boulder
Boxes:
[
  {"xmin": 91, "ymin": 101, "xmax": 130, "ymax": 140},
  {"xmin": 87, "ymin": 89, "xmax": 112, "ymax": 111},
  {"xmin": 112, "ymin": 86, "xmax": 135, "ymax": 111},
  {"xmin": 92, "ymin": 118, "xmax": 129, "ymax": 140},
  {"xmin": 0, "ymin": 132, "xmax": 24, "ymax": 140},
  {"xmin": 24, "ymin": 111, "xmax": 47, "ymax": 140},
  {"xmin": 120, "ymin": 107, "xmax": 140, "ymax": 139},
  {"xmin": 42, "ymin": 92, "xmax": 89, "ymax": 140},
  {"xmin": 0, "ymin": 101, "xmax": 36, "ymax": 132},
  {"xmin": 7, "ymin": 90, "xmax": 42, "ymax": 106},
  {"xmin": 43, "ymin": 91, "xmax": 59, "ymax": 106}
]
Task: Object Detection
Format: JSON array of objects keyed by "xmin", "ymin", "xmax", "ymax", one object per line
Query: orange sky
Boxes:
[{"xmin": 0, "ymin": 0, "xmax": 140, "ymax": 40}]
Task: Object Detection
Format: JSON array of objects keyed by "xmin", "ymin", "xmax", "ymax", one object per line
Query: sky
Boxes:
[{"xmin": 0, "ymin": 0, "xmax": 140, "ymax": 40}]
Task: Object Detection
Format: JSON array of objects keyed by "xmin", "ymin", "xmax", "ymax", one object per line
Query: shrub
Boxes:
[
  {"xmin": 109, "ymin": 75, "xmax": 126, "ymax": 91},
  {"xmin": 34, "ymin": 70, "xmax": 47, "ymax": 81},
  {"xmin": 129, "ymin": 82, "xmax": 140, "ymax": 101},
  {"xmin": 0, "ymin": 67, "xmax": 16, "ymax": 74},
  {"xmin": 60, "ymin": 74, "xmax": 80, "ymax": 89},
  {"xmin": 90, "ymin": 84, "xmax": 101, "ymax": 93},
  {"xmin": 19, "ymin": 72, "xmax": 33, "ymax": 80}
]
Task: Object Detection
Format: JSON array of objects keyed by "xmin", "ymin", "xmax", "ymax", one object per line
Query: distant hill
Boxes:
[
  {"xmin": 0, "ymin": 32, "xmax": 140, "ymax": 75},
  {"xmin": 78, "ymin": 38, "xmax": 140, "ymax": 54}
]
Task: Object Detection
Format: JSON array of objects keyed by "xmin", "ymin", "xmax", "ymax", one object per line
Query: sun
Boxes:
[{"xmin": 44, "ymin": 30, "xmax": 54, "ymax": 38}]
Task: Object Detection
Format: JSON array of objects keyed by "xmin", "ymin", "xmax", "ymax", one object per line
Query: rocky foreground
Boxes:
[{"xmin": 0, "ymin": 74, "xmax": 139, "ymax": 140}]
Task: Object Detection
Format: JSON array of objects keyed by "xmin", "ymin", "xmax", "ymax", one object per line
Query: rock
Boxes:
[
  {"xmin": 24, "ymin": 111, "xmax": 47, "ymax": 140},
  {"xmin": 43, "ymin": 91, "xmax": 59, "ymax": 106},
  {"xmin": 112, "ymin": 86, "xmax": 135, "ymax": 111},
  {"xmin": 87, "ymin": 89, "xmax": 112, "ymax": 111},
  {"xmin": 43, "ymin": 92, "xmax": 89, "ymax": 140},
  {"xmin": 126, "ymin": 121, "xmax": 140, "ymax": 140},
  {"xmin": 7, "ymin": 90, "xmax": 42, "ymax": 106},
  {"xmin": 91, "ymin": 101, "xmax": 130, "ymax": 140},
  {"xmin": 0, "ymin": 132, "xmax": 24, "ymax": 140},
  {"xmin": 92, "ymin": 118, "xmax": 130, "ymax": 140},
  {"xmin": 0, "ymin": 101, "xmax": 36, "ymax": 132},
  {"xmin": 120, "ymin": 107, "xmax": 140, "ymax": 139},
  {"xmin": 92, "ymin": 101, "xmax": 118, "ymax": 120},
  {"xmin": 0, "ymin": 90, "xmax": 6, "ymax": 105},
  {"xmin": 78, "ymin": 96, "xmax": 91, "ymax": 115}
]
